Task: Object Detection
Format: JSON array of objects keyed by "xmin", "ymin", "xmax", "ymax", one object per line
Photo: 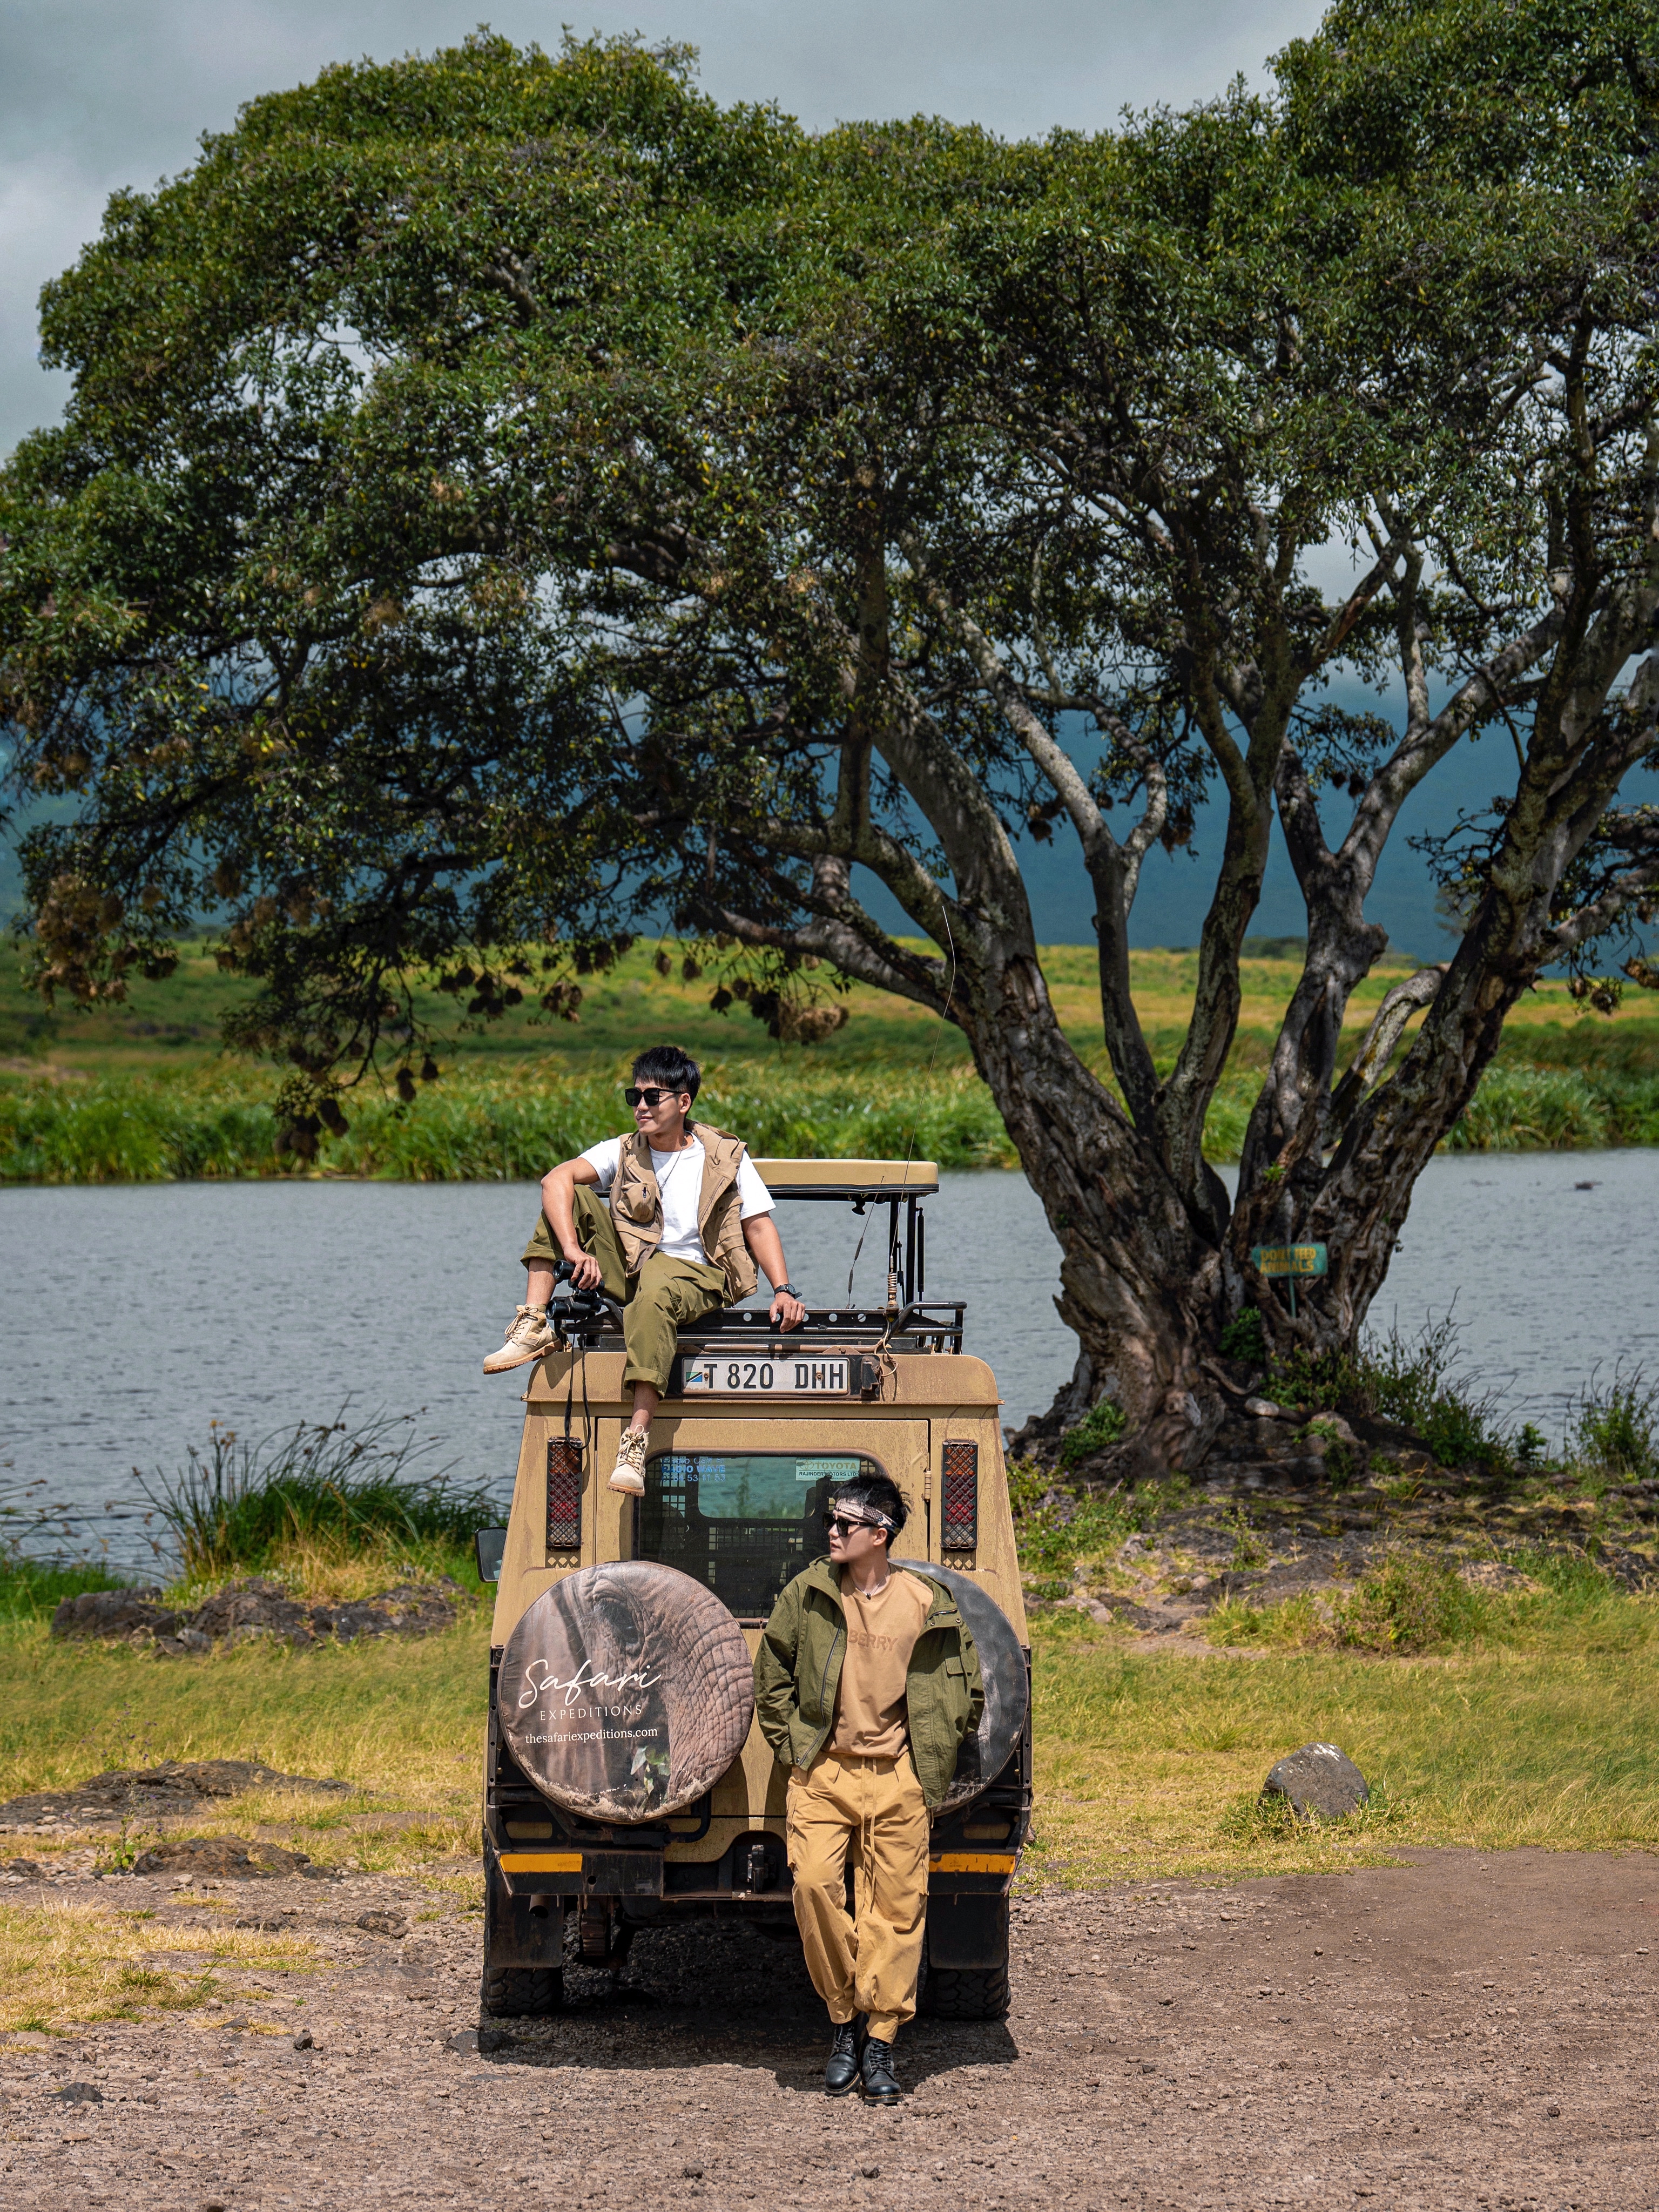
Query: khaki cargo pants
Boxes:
[
  {"xmin": 522, "ymin": 1185, "xmax": 727, "ymax": 1393},
  {"xmin": 787, "ymin": 1751, "xmax": 930, "ymax": 2043}
]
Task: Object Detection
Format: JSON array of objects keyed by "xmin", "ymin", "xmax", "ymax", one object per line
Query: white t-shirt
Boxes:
[{"xmin": 579, "ymin": 1135, "xmax": 774, "ymax": 1268}]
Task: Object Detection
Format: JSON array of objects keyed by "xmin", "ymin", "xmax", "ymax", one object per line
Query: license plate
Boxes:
[{"xmin": 682, "ymin": 1352, "xmax": 854, "ymax": 1395}]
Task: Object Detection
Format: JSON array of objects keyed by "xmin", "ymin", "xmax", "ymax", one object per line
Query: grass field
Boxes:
[
  {"xmin": 3, "ymin": 1522, "xmax": 1655, "ymax": 2032},
  {"xmin": 1028, "ymin": 1601, "xmax": 1659, "ymax": 1887},
  {"xmin": 3, "ymin": 1580, "xmax": 1655, "ymax": 1897},
  {"xmin": 3, "ymin": 939, "xmax": 1656, "ymax": 1176}
]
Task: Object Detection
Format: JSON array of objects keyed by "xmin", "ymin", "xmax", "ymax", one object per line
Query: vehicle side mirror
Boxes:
[{"xmin": 474, "ymin": 1528, "xmax": 507, "ymax": 1585}]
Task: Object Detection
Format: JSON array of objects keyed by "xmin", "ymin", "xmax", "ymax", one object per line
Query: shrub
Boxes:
[
  {"xmin": 1010, "ymin": 1466, "xmax": 1167, "ymax": 1579},
  {"xmin": 1514, "ymin": 1422, "xmax": 1551, "ymax": 1468},
  {"xmin": 1573, "ymin": 1369, "xmax": 1656, "ymax": 1478},
  {"xmin": 1355, "ymin": 1311, "xmax": 1513, "ymax": 1474},
  {"xmin": 1336, "ymin": 1554, "xmax": 1475, "ymax": 1654},
  {"xmin": 1266, "ymin": 1340, "xmax": 1367, "ymax": 1414},
  {"xmin": 137, "ymin": 1407, "xmax": 501, "ymax": 1581},
  {"xmin": 1219, "ymin": 1306, "xmax": 1266, "ymax": 1365},
  {"xmin": 1058, "ymin": 1398, "xmax": 1128, "ymax": 1468}
]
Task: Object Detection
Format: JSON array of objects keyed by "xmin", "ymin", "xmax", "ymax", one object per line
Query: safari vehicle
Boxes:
[{"xmin": 474, "ymin": 1158, "xmax": 1032, "ymax": 2024}]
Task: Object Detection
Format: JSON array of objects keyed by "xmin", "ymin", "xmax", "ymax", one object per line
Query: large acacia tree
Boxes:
[{"xmin": 3, "ymin": 3, "xmax": 1656, "ymax": 1460}]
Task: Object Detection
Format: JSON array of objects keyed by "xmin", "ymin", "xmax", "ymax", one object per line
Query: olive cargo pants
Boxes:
[
  {"xmin": 522, "ymin": 1185, "xmax": 726, "ymax": 1392},
  {"xmin": 786, "ymin": 1751, "xmax": 930, "ymax": 2043}
]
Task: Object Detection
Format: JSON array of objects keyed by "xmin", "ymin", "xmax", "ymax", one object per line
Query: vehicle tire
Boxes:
[
  {"xmin": 919, "ymin": 1964, "xmax": 1010, "ymax": 2020},
  {"xmin": 498, "ymin": 1561, "xmax": 754, "ymax": 1822},
  {"xmin": 482, "ymin": 1965, "xmax": 563, "ymax": 2017},
  {"xmin": 891, "ymin": 1560, "xmax": 1028, "ymax": 1812}
]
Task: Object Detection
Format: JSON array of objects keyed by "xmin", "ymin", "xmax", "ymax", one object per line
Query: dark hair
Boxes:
[
  {"xmin": 829, "ymin": 1472, "xmax": 909, "ymax": 1543},
  {"xmin": 631, "ymin": 1044, "xmax": 701, "ymax": 1103}
]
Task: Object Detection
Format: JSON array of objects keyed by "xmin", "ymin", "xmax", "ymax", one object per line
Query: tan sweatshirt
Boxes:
[{"xmin": 828, "ymin": 1569, "xmax": 934, "ymax": 1759}]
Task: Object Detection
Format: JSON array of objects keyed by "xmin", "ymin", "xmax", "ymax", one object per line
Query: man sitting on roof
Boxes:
[{"xmin": 482, "ymin": 1043, "xmax": 807, "ymax": 1496}]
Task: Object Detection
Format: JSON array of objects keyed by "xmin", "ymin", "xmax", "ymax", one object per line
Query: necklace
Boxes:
[
  {"xmin": 653, "ymin": 1138, "xmax": 697, "ymax": 1197},
  {"xmin": 851, "ymin": 1574, "xmax": 891, "ymax": 1600}
]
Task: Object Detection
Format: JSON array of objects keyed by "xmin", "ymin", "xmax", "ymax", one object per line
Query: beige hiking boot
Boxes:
[
  {"xmin": 482, "ymin": 1306, "xmax": 556, "ymax": 1374},
  {"xmin": 608, "ymin": 1428, "xmax": 648, "ymax": 1496}
]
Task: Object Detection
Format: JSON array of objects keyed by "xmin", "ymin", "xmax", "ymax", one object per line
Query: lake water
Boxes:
[{"xmin": 3, "ymin": 1150, "xmax": 1655, "ymax": 1569}]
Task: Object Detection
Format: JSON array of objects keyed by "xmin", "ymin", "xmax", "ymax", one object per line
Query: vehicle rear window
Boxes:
[{"xmin": 639, "ymin": 1452, "xmax": 885, "ymax": 1622}]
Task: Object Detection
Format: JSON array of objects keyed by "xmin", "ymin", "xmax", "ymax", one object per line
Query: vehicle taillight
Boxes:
[
  {"xmin": 547, "ymin": 1440, "xmax": 583, "ymax": 1555},
  {"xmin": 941, "ymin": 1440, "xmax": 978, "ymax": 1553}
]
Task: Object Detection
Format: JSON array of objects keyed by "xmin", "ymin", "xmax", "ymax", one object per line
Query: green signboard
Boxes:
[
  {"xmin": 1249, "ymin": 1244, "xmax": 1328, "ymax": 1278},
  {"xmin": 1249, "ymin": 1241, "xmax": 1329, "ymax": 1317}
]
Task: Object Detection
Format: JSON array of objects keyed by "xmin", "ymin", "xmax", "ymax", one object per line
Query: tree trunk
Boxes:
[{"xmin": 948, "ymin": 947, "xmax": 1232, "ymax": 1473}]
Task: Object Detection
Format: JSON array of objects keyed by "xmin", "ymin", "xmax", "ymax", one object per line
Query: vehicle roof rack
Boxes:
[{"xmin": 751, "ymin": 1158, "xmax": 939, "ymax": 1199}]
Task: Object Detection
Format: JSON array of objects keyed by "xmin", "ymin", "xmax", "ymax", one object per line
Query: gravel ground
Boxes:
[{"xmin": 3, "ymin": 1846, "xmax": 1656, "ymax": 2209}]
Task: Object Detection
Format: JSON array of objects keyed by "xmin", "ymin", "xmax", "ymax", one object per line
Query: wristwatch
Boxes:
[{"xmin": 774, "ymin": 1283, "xmax": 802, "ymax": 1300}]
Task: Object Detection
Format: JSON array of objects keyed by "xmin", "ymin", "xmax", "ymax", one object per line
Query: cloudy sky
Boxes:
[{"xmin": 1, "ymin": 0, "xmax": 1326, "ymax": 455}]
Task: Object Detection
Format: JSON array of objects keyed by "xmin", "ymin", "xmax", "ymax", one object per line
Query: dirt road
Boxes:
[{"xmin": 3, "ymin": 1846, "xmax": 1655, "ymax": 2209}]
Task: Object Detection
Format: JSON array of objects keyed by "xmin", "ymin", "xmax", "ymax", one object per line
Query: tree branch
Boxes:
[{"xmin": 1328, "ymin": 966, "xmax": 1446, "ymax": 1128}]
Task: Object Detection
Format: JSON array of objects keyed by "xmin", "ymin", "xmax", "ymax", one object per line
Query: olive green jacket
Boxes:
[{"xmin": 753, "ymin": 1558, "xmax": 984, "ymax": 1811}]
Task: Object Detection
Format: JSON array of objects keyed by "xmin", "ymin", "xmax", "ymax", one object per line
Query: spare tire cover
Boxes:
[
  {"xmin": 892, "ymin": 1561, "xmax": 1028, "ymax": 1812},
  {"xmin": 498, "ymin": 1562, "xmax": 754, "ymax": 1823}
]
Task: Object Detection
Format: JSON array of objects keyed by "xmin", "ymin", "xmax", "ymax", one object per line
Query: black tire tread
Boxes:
[
  {"xmin": 482, "ymin": 1966, "xmax": 563, "ymax": 2017},
  {"xmin": 921, "ymin": 1964, "xmax": 1010, "ymax": 2020}
]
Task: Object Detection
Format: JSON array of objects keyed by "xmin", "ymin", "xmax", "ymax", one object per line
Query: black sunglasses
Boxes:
[
  {"xmin": 624, "ymin": 1085, "xmax": 687, "ymax": 1109},
  {"xmin": 824, "ymin": 1513, "xmax": 885, "ymax": 1539}
]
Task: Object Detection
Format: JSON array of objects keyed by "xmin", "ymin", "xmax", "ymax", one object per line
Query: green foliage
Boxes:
[
  {"xmin": 1012, "ymin": 1479, "xmax": 1166, "ymax": 1580},
  {"xmin": 0, "ymin": 1059, "xmax": 1019, "ymax": 1181},
  {"xmin": 1013, "ymin": 1458, "xmax": 1195, "ymax": 1583},
  {"xmin": 1359, "ymin": 1314, "xmax": 1514, "ymax": 1474},
  {"xmin": 1265, "ymin": 1341, "xmax": 1367, "ymax": 1415},
  {"xmin": 1225, "ymin": 1506, "xmax": 1269, "ymax": 1572},
  {"xmin": 1057, "ymin": 1399, "xmax": 1128, "ymax": 1469},
  {"xmin": 1514, "ymin": 1424, "xmax": 1551, "ymax": 1468},
  {"xmin": 1336, "ymin": 1555, "xmax": 1476, "ymax": 1655},
  {"xmin": 8, "ymin": 1046, "xmax": 1650, "ymax": 1185},
  {"xmin": 1446, "ymin": 1062, "xmax": 1659, "ymax": 1150},
  {"xmin": 1573, "ymin": 1371, "xmax": 1657, "ymax": 1478},
  {"xmin": 1269, "ymin": 1311, "xmax": 1516, "ymax": 1474},
  {"xmin": 1219, "ymin": 1306, "xmax": 1266, "ymax": 1365},
  {"xmin": 138, "ymin": 1410, "xmax": 499, "ymax": 1582}
]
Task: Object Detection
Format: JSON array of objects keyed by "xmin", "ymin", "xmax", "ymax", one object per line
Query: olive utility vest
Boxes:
[{"xmin": 608, "ymin": 1122, "xmax": 759, "ymax": 1304}]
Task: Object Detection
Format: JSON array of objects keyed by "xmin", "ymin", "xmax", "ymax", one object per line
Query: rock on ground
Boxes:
[
  {"xmin": 1264, "ymin": 1743, "xmax": 1370, "ymax": 1821},
  {"xmin": 0, "ymin": 1758, "xmax": 352, "ymax": 1832},
  {"xmin": 129, "ymin": 1835, "xmax": 317, "ymax": 1879},
  {"xmin": 1, "ymin": 1846, "xmax": 1654, "ymax": 2208},
  {"xmin": 50, "ymin": 1577, "xmax": 462, "ymax": 1653}
]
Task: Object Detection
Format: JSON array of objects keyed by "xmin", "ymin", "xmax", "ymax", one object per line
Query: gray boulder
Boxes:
[{"xmin": 1264, "ymin": 1741, "xmax": 1368, "ymax": 1820}]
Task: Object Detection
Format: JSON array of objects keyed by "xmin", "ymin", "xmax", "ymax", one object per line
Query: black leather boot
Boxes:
[
  {"xmin": 860, "ymin": 2034, "xmax": 901, "ymax": 2104},
  {"xmin": 825, "ymin": 2015, "xmax": 865, "ymax": 2096}
]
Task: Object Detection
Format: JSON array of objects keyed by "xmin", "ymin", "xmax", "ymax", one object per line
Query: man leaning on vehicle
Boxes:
[
  {"xmin": 482, "ymin": 1043, "xmax": 806, "ymax": 1493},
  {"xmin": 754, "ymin": 1475, "xmax": 983, "ymax": 2103}
]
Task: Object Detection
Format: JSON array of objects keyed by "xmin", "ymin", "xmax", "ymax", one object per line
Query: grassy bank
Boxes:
[
  {"xmin": 0, "ymin": 1058, "xmax": 1019, "ymax": 1181},
  {"xmin": 3, "ymin": 1035, "xmax": 1656, "ymax": 1182},
  {"xmin": 2, "ymin": 938, "xmax": 1654, "ymax": 1179}
]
